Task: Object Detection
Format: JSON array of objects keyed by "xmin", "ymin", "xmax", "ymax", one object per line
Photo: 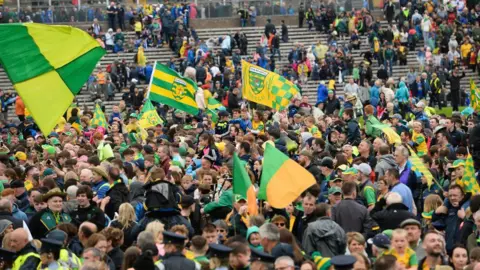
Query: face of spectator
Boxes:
[
  {"xmin": 28, "ymin": 190, "xmax": 40, "ymax": 206},
  {"xmin": 348, "ymin": 240, "xmax": 365, "ymax": 254},
  {"xmin": 83, "ymin": 250, "xmax": 100, "ymax": 262},
  {"xmin": 92, "ymin": 171, "xmax": 103, "ymax": 183},
  {"xmin": 274, "ymin": 259, "xmax": 295, "ymax": 270},
  {"xmin": 394, "ymin": 148, "xmax": 407, "ymax": 165},
  {"xmin": 47, "ymin": 196, "xmax": 63, "ymax": 213},
  {"xmin": 203, "ymin": 230, "xmax": 218, "ymax": 244},
  {"xmin": 391, "ymin": 234, "xmax": 407, "ymax": 252},
  {"xmin": 300, "ymin": 263, "xmax": 314, "ymax": 270},
  {"xmin": 448, "ymin": 187, "xmax": 464, "ymax": 207},
  {"xmin": 423, "ymin": 233, "xmax": 443, "ymax": 256},
  {"xmin": 403, "ymin": 225, "xmax": 421, "ymax": 244},
  {"xmin": 302, "ymin": 196, "xmax": 316, "ymax": 215},
  {"xmin": 77, "ymin": 193, "xmax": 90, "ymax": 208},
  {"xmin": 451, "ymin": 247, "xmax": 468, "ymax": 270},
  {"xmin": 34, "ymin": 201, "xmax": 47, "ymax": 212},
  {"xmin": 95, "ymin": 240, "xmax": 108, "ymax": 255}
]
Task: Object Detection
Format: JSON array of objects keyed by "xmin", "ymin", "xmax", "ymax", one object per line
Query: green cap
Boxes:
[
  {"xmin": 328, "ymin": 90, "xmax": 334, "ymax": 94},
  {"xmin": 422, "ymin": 210, "xmax": 433, "ymax": 219},
  {"xmin": 184, "ymin": 125, "xmax": 193, "ymax": 130},
  {"xmin": 329, "ymin": 177, "xmax": 343, "ymax": 182},
  {"xmin": 50, "ymin": 138, "xmax": 60, "ymax": 146},
  {"xmin": 129, "ymin": 113, "xmax": 138, "ymax": 119},
  {"xmin": 328, "ymin": 186, "xmax": 342, "ymax": 195},
  {"xmin": 383, "ymin": 229, "xmax": 393, "ymax": 239},
  {"xmin": 451, "ymin": 159, "xmax": 466, "ymax": 168},
  {"xmin": 342, "ymin": 168, "xmax": 358, "ymax": 175},
  {"xmin": 42, "ymin": 144, "xmax": 56, "ymax": 155}
]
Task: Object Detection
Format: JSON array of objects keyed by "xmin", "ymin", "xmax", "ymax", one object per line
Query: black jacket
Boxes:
[
  {"xmin": 162, "ymin": 252, "xmax": 197, "ymax": 270},
  {"xmin": 291, "ymin": 210, "xmax": 317, "ymax": 242},
  {"xmin": 325, "ymin": 97, "xmax": 340, "ymax": 115},
  {"xmin": 0, "ymin": 211, "xmax": 23, "ymax": 229},
  {"xmin": 305, "ymin": 162, "xmax": 322, "ymax": 184},
  {"xmin": 370, "ymin": 201, "xmax": 416, "ymax": 231},
  {"xmin": 105, "ymin": 182, "xmax": 129, "ymax": 220},
  {"xmin": 346, "ymin": 119, "xmax": 361, "ymax": 146},
  {"xmin": 446, "ymin": 71, "xmax": 465, "ymax": 91},
  {"xmin": 111, "ymin": 220, "xmax": 141, "ymax": 251},
  {"xmin": 108, "ymin": 247, "xmax": 124, "ymax": 270},
  {"xmin": 71, "ymin": 204, "xmax": 106, "ymax": 231}
]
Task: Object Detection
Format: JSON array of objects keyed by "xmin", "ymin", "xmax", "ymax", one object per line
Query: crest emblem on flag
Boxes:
[
  {"xmin": 172, "ymin": 78, "xmax": 187, "ymax": 100},
  {"xmin": 249, "ymin": 67, "xmax": 268, "ymax": 95}
]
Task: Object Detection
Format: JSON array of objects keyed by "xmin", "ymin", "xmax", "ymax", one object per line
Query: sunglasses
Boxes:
[
  {"xmin": 217, "ymin": 229, "xmax": 226, "ymax": 233},
  {"xmin": 274, "ymin": 223, "xmax": 286, "ymax": 227}
]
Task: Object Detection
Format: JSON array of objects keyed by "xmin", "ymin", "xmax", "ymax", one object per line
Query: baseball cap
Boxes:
[
  {"xmin": 353, "ymin": 163, "xmax": 372, "ymax": 175},
  {"xmin": 342, "ymin": 168, "xmax": 358, "ymax": 175},
  {"xmin": 43, "ymin": 168, "xmax": 55, "ymax": 177},
  {"xmin": 367, "ymin": 234, "xmax": 391, "ymax": 249},
  {"xmin": 328, "ymin": 186, "xmax": 342, "ymax": 195},
  {"xmin": 336, "ymin": 164, "xmax": 348, "ymax": 171},
  {"xmin": 451, "ymin": 159, "xmax": 466, "ymax": 168},
  {"xmin": 400, "ymin": 218, "xmax": 421, "ymax": 228},
  {"xmin": 14, "ymin": 151, "xmax": 27, "ymax": 161}
]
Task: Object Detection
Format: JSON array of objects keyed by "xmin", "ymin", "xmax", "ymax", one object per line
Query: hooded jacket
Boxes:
[
  {"xmin": 370, "ymin": 202, "xmax": 416, "ymax": 231},
  {"xmin": 302, "ymin": 216, "xmax": 346, "ymax": 257},
  {"xmin": 105, "ymin": 181, "xmax": 129, "ymax": 220},
  {"xmin": 375, "ymin": 154, "xmax": 397, "ymax": 179},
  {"xmin": 317, "ymin": 84, "xmax": 328, "ymax": 103},
  {"xmin": 395, "ymin": 81, "xmax": 410, "ymax": 103},
  {"xmin": 246, "ymin": 226, "xmax": 263, "ymax": 251}
]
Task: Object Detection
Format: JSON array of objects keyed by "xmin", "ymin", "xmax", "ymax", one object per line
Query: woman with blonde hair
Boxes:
[
  {"xmin": 110, "ymin": 203, "xmax": 139, "ymax": 251},
  {"xmin": 422, "ymin": 194, "xmax": 443, "ymax": 230},
  {"xmin": 145, "ymin": 220, "xmax": 166, "ymax": 256},
  {"xmin": 346, "ymin": 232, "xmax": 367, "ymax": 257}
]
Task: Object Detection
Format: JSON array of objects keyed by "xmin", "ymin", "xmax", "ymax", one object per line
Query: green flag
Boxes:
[
  {"xmin": 207, "ymin": 96, "xmax": 222, "ymax": 110},
  {"xmin": 206, "ymin": 108, "xmax": 219, "ymax": 123},
  {"xmin": 90, "ymin": 103, "xmax": 108, "ymax": 129},
  {"xmin": 233, "ymin": 153, "xmax": 258, "ymax": 215}
]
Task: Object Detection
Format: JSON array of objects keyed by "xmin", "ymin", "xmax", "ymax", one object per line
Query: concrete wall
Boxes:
[{"xmin": 190, "ymin": 15, "xmax": 298, "ymax": 29}]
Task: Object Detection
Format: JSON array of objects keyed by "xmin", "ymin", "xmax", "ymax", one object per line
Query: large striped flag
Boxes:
[
  {"xmin": 259, "ymin": 143, "xmax": 316, "ymax": 208},
  {"xmin": 207, "ymin": 96, "xmax": 222, "ymax": 110},
  {"xmin": 90, "ymin": 104, "xmax": 108, "ymax": 129},
  {"xmin": 407, "ymin": 145, "xmax": 433, "ymax": 187},
  {"xmin": 461, "ymin": 154, "xmax": 480, "ymax": 194},
  {"xmin": 241, "ymin": 60, "xmax": 298, "ymax": 111},
  {"xmin": 139, "ymin": 99, "xmax": 163, "ymax": 129},
  {"xmin": 470, "ymin": 79, "xmax": 480, "ymax": 111},
  {"xmin": 233, "ymin": 153, "xmax": 258, "ymax": 215},
  {"xmin": 0, "ymin": 23, "xmax": 104, "ymax": 135},
  {"xmin": 148, "ymin": 62, "xmax": 199, "ymax": 115}
]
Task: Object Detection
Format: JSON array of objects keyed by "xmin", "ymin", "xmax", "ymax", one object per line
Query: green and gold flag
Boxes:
[
  {"xmin": 207, "ymin": 96, "xmax": 222, "ymax": 110},
  {"xmin": 407, "ymin": 145, "xmax": 433, "ymax": 187},
  {"xmin": 148, "ymin": 62, "xmax": 199, "ymax": 115},
  {"xmin": 91, "ymin": 104, "xmax": 108, "ymax": 129},
  {"xmin": 470, "ymin": 79, "xmax": 480, "ymax": 111},
  {"xmin": 0, "ymin": 23, "xmax": 104, "ymax": 135},
  {"xmin": 139, "ymin": 99, "xmax": 163, "ymax": 129},
  {"xmin": 461, "ymin": 154, "xmax": 480, "ymax": 194},
  {"xmin": 241, "ymin": 60, "xmax": 298, "ymax": 111}
]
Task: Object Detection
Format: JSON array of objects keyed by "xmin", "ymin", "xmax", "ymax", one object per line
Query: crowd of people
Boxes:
[{"xmin": 1, "ymin": 0, "xmax": 480, "ymax": 270}]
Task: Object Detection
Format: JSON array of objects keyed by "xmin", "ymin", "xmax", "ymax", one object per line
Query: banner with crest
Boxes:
[
  {"xmin": 148, "ymin": 62, "xmax": 199, "ymax": 115},
  {"xmin": 241, "ymin": 60, "xmax": 299, "ymax": 111}
]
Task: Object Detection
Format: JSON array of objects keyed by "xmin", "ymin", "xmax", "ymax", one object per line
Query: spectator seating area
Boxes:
[{"xmin": 0, "ymin": 22, "xmax": 479, "ymax": 120}]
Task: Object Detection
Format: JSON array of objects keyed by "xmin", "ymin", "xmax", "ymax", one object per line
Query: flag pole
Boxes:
[{"xmin": 146, "ymin": 61, "xmax": 157, "ymax": 100}]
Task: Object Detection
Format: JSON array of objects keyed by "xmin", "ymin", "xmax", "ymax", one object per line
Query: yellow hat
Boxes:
[{"xmin": 14, "ymin": 151, "xmax": 27, "ymax": 161}]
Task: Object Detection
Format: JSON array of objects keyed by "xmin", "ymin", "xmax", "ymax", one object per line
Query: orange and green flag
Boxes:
[
  {"xmin": 233, "ymin": 153, "xmax": 258, "ymax": 215},
  {"xmin": 259, "ymin": 143, "xmax": 316, "ymax": 208},
  {"xmin": 0, "ymin": 23, "xmax": 105, "ymax": 135}
]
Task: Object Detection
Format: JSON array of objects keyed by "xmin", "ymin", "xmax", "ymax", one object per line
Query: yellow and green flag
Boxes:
[
  {"xmin": 372, "ymin": 124, "xmax": 401, "ymax": 145},
  {"xmin": 241, "ymin": 60, "xmax": 298, "ymax": 111},
  {"xmin": 148, "ymin": 62, "xmax": 199, "ymax": 115},
  {"xmin": 407, "ymin": 145, "xmax": 433, "ymax": 187},
  {"xmin": 0, "ymin": 23, "xmax": 105, "ymax": 135},
  {"xmin": 259, "ymin": 143, "xmax": 316, "ymax": 208},
  {"xmin": 206, "ymin": 108, "xmax": 219, "ymax": 123},
  {"xmin": 462, "ymin": 154, "xmax": 480, "ymax": 194},
  {"xmin": 470, "ymin": 79, "xmax": 480, "ymax": 111},
  {"xmin": 207, "ymin": 96, "xmax": 222, "ymax": 110},
  {"xmin": 91, "ymin": 104, "xmax": 108, "ymax": 129},
  {"xmin": 233, "ymin": 153, "xmax": 258, "ymax": 215},
  {"xmin": 139, "ymin": 99, "xmax": 163, "ymax": 129}
]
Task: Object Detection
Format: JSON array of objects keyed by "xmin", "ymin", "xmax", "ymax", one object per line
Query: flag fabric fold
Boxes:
[
  {"xmin": 461, "ymin": 154, "xmax": 480, "ymax": 194},
  {"xmin": 470, "ymin": 79, "xmax": 480, "ymax": 111},
  {"xmin": 241, "ymin": 60, "xmax": 298, "ymax": 111},
  {"xmin": 233, "ymin": 153, "xmax": 258, "ymax": 215},
  {"xmin": 91, "ymin": 104, "xmax": 108, "ymax": 129},
  {"xmin": 207, "ymin": 96, "xmax": 222, "ymax": 110},
  {"xmin": 372, "ymin": 124, "xmax": 401, "ymax": 145},
  {"xmin": 259, "ymin": 143, "xmax": 316, "ymax": 208},
  {"xmin": 139, "ymin": 99, "xmax": 163, "ymax": 129},
  {"xmin": 407, "ymin": 145, "xmax": 433, "ymax": 187},
  {"xmin": 148, "ymin": 62, "xmax": 199, "ymax": 115},
  {"xmin": 0, "ymin": 23, "xmax": 105, "ymax": 135}
]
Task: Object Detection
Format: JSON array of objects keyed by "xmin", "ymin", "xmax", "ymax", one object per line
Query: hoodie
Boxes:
[
  {"xmin": 246, "ymin": 226, "xmax": 263, "ymax": 251},
  {"xmin": 375, "ymin": 154, "xmax": 397, "ymax": 179},
  {"xmin": 317, "ymin": 83, "xmax": 328, "ymax": 103},
  {"xmin": 12, "ymin": 203, "xmax": 28, "ymax": 223},
  {"xmin": 395, "ymin": 81, "xmax": 410, "ymax": 103}
]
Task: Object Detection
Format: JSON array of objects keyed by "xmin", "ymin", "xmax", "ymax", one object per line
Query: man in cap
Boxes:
[
  {"xmin": 299, "ymin": 150, "xmax": 321, "ymax": 184},
  {"xmin": 327, "ymin": 187, "xmax": 342, "ymax": 206},
  {"xmin": 46, "ymin": 229, "xmax": 82, "ymax": 269},
  {"xmin": 89, "ymin": 166, "xmax": 110, "ymax": 201},
  {"xmin": 159, "ymin": 231, "xmax": 198, "ymax": 270},
  {"xmin": 39, "ymin": 238, "xmax": 67, "ymax": 269},
  {"xmin": 10, "ymin": 180, "xmax": 28, "ymax": 211},
  {"xmin": 354, "ymin": 163, "xmax": 376, "ymax": 210},
  {"xmin": 11, "ymin": 228, "xmax": 41, "ymax": 269},
  {"xmin": 341, "ymin": 168, "xmax": 358, "ymax": 182},
  {"xmin": 367, "ymin": 233, "xmax": 390, "ymax": 258},
  {"xmin": 400, "ymin": 218, "xmax": 425, "ymax": 261},
  {"xmin": 319, "ymin": 157, "xmax": 336, "ymax": 183},
  {"xmin": 330, "ymin": 255, "xmax": 356, "ymax": 270},
  {"xmin": 208, "ymin": 243, "xmax": 232, "ymax": 268}
]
